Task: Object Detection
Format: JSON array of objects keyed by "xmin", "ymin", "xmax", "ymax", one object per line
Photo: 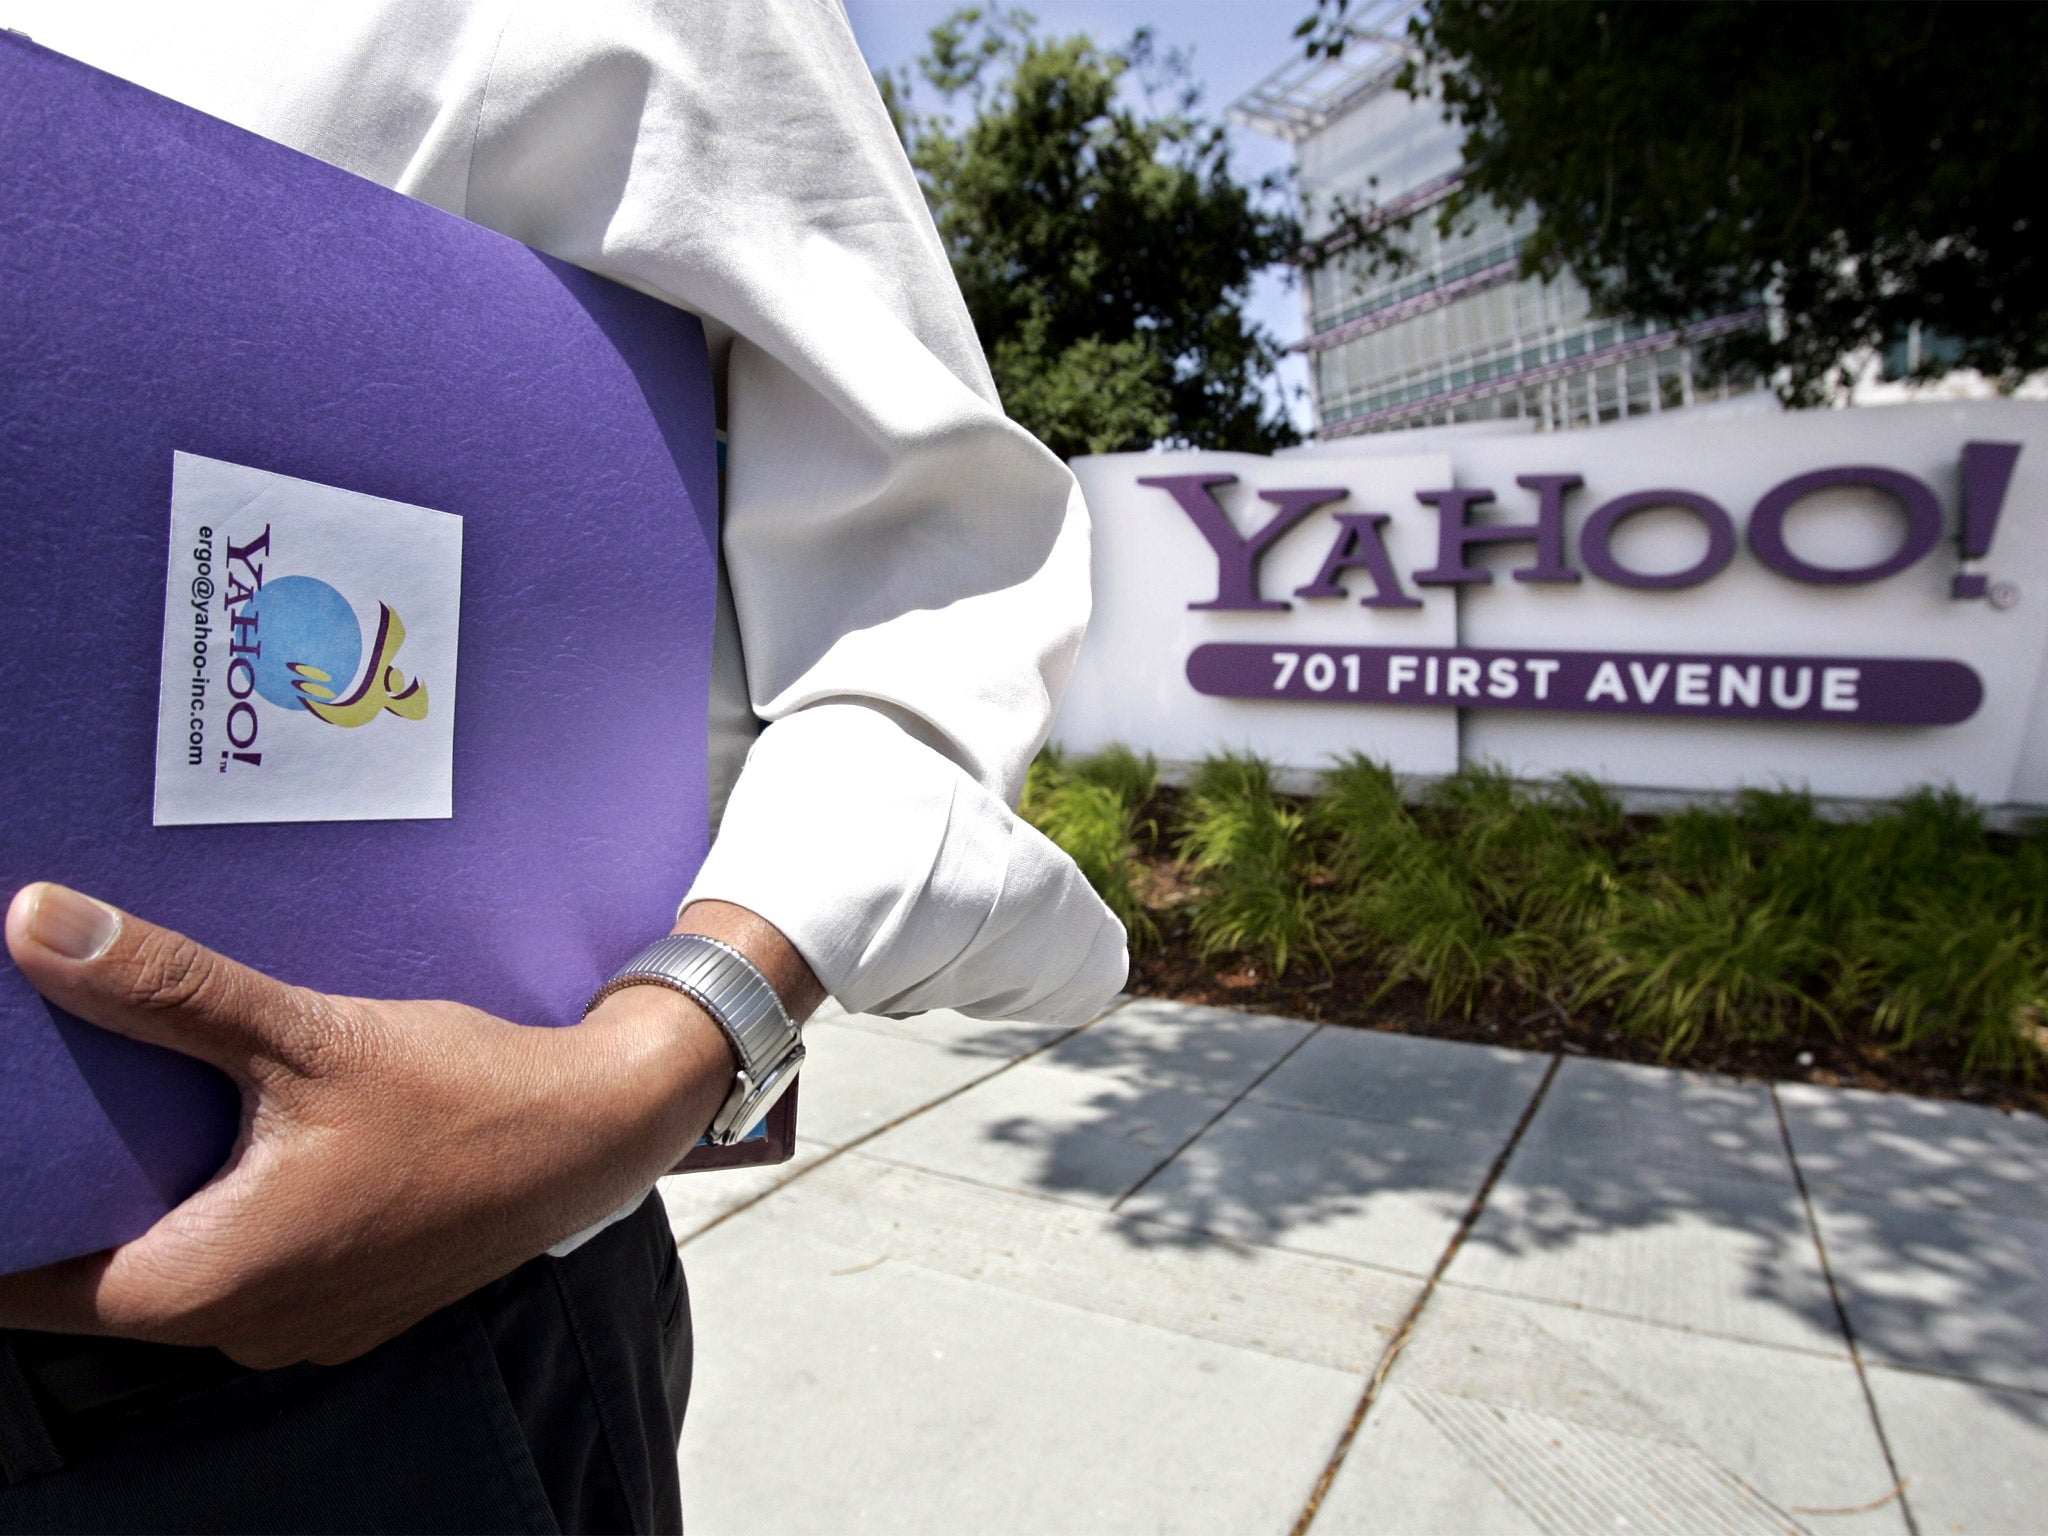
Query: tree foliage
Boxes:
[
  {"xmin": 883, "ymin": 8, "xmax": 1301, "ymax": 457},
  {"xmin": 1298, "ymin": 0, "xmax": 2048, "ymax": 401}
]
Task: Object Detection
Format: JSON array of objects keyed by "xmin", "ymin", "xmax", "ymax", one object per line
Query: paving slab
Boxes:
[
  {"xmin": 1120, "ymin": 1099, "xmax": 1507, "ymax": 1275},
  {"xmin": 1517, "ymin": 1057, "xmax": 1796, "ymax": 1185},
  {"xmin": 1806, "ymin": 1191, "xmax": 2048, "ymax": 1393},
  {"xmin": 1035, "ymin": 996, "xmax": 1313, "ymax": 1096},
  {"xmin": 1249, "ymin": 1027, "xmax": 1548, "ymax": 1138},
  {"xmin": 726, "ymin": 1152, "xmax": 1421, "ymax": 1374},
  {"xmin": 860, "ymin": 1058, "xmax": 1230, "ymax": 1207},
  {"xmin": 1318, "ymin": 1286, "xmax": 1907, "ymax": 1536},
  {"xmin": 667, "ymin": 998, "xmax": 2048, "ymax": 1534},
  {"xmin": 1447, "ymin": 1141, "xmax": 1843, "ymax": 1352},
  {"xmin": 815, "ymin": 1000, "xmax": 1082, "ymax": 1061},
  {"xmin": 1780, "ymin": 1082, "xmax": 2048, "ymax": 1392},
  {"xmin": 1309, "ymin": 1387, "xmax": 1546, "ymax": 1536},
  {"xmin": 1441, "ymin": 1058, "xmax": 1833, "ymax": 1350},
  {"xmin": 659, "ymin": 1003, "xmax": 1086, "ymax": 1241},
  {"xmin": 678, "ymin": 1200, "xmax": 1361, "ymax": 1535},
  {"xmin": 1863, "ymin": 1366, "xmax": 2048, "ymax": 1535},
  {"xmin": 792, "ymin": 1017, "xmax": 1016, "ymax": 1149},
  {"xmin": 1779, "ymin": 1082, "xmax": 2048, "ymax": 1217}
]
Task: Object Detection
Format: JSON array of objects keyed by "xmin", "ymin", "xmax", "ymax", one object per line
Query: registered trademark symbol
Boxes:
[{"xmin": 1990, "ymin": 581, "xmax": 2021, "ymax": 610}]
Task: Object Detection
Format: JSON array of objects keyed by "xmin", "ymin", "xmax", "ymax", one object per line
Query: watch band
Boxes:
[{"xmin": 584, "ymin": 934, "xmax": 805, "ymax": 1145}]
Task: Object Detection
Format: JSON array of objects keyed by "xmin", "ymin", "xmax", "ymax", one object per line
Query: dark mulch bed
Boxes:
[{"xmin": 1123, "ymin": 862, "xmax": 2048, "ymax": 1120}]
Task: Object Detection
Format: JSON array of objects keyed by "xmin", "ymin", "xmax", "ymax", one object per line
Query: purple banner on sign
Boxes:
[{"xmin": 1186, "ymin": 644, "xmax": 1981, "ymax": 725}]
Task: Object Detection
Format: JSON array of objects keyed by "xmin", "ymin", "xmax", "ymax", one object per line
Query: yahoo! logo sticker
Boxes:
[
  {"xmin": 155, "ymin": 452, "xmax": 463, "ymax": 828},
  {"xmin": 214, "ymin": 525, "xmax": 431, "ymax": 771},
  {"xmin": 1141, "ymin": 440, "xmax": 2023, "ymax": 610}
]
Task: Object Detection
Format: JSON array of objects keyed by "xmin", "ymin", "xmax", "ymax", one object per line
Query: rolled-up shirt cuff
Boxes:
[{"xmin": 683, "ymin": 702, "xmax": 1127, "ymax": 1025}]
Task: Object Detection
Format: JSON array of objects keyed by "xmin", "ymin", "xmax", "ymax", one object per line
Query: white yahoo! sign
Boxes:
[{"xmin": 1056, "ymin": 402, "xmax": 2048, "ymax": 811}]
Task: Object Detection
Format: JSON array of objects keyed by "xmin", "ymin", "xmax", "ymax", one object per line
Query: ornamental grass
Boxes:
[
  {"xmin": 1021, "ymin": 747, "xmax": 2048, "ymax": 1081},
  {"xmin": 1020, "ymin": 745, "xmax": 1159, "ymax": 946}
]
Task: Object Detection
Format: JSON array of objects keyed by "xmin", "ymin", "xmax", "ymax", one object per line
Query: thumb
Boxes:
[{"xmin": 6, "ymin": 882, "xmax": 327, "ymax": 1082}]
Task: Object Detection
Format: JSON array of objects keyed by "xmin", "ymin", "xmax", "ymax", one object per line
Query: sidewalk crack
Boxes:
[
  {"xmin": 1770, "ymin": 1084, "xmax": 1921, "ymax": 1536},
  {"xmin": 1109, "ymin": 1022, "xmax": 1327, "ymax": 1214},
  {"xmin": 1289, "ymin": 1049, "xmax": 1564, "ymax": 1536}
]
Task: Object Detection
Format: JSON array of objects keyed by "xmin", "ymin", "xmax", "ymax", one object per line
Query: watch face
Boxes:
[
  {"xmin": 700, "ymin": 1064, "xmax": 802, "ymax": 1163},
  {"xmin": 718, "ymin": 1044, "xmax": 805, "ymax": 1144},
  {"xmin": 678, "ymin": 1073, "xmax": 802, "ymax": 1172}
]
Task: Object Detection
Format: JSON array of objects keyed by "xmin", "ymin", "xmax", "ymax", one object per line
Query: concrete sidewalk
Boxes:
[{"xmin": 660, "ymin": 996, "xmax": 2048, "ymax": 1535}]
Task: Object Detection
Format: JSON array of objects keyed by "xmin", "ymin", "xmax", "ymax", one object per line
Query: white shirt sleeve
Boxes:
[
  {"xmin": 4, "ymin": 0, "xmax": 1129, "ymax": 1023},
  {"xmin": 466, "ymin": 1, "xmax": 1130, "ymax": 1022}
]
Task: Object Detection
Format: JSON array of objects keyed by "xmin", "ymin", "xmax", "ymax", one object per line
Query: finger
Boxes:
[
  {"xmin": 0, "ymin": 1224, "xmax": 259, "ymax": 1352},
  {"xmin": 6, "ymin": 882, "xmax": 332, "ymax": 1079},
  {"xmin": 0, "ymin": 1249, "xmax": 115, "ymax": 1338}
]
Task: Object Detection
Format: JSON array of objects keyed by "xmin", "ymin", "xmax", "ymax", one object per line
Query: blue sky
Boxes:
[
  {"xmin": 842, "ymin": 0, "xmax": 1309, "ymax": 169},
  {"xmin": 842, "ymin": 0, "xmax": 1316, "ymax": 417}
]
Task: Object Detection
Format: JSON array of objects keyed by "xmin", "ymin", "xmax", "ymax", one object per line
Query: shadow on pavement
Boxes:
[{"xmin": 936, "ymin": 1003, "xmax": 2048, "ymax": 1427}]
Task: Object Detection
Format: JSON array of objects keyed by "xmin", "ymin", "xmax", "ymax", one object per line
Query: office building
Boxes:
[{"xmin": 1231, "ymin": 6, "xmax": 1765, "ymax": 439}]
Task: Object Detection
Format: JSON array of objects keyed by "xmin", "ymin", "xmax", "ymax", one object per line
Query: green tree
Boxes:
[
  {"xmin": 884, "ymin": 8, "xmax": 1301, "ymax": 457},
  {"xmin": 1298, "ymin": 0, "xmax": 2048, "ymax": 401}
]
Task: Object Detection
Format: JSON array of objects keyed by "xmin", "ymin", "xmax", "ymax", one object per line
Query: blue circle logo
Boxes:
[{"xmin": 239, "ymin": 576, "xmax": 363, "ymax": 711}]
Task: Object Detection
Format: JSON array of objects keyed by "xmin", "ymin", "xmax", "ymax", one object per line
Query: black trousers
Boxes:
[{"xmin": 0, "ymin": 1193, "xmax": 690, "ymax": 1535}]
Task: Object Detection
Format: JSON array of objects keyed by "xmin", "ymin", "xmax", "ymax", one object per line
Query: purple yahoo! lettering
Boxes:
[
  {"xmin": 1579, "ymin": 489, "xmax": 1737, "ymax": 590},
  {"xmin": 1140, "ymin": 474, "xmax": 1345, "ymax": 612},
  {"xmin": 1953, "ymin": 441, "xmax": 2021, "ymax": 598},
  {"xmin": 1748, "ymin": 466, "xmax": 1942, "ymax": 586},
  {"xmin": 1413, "ymin": 477, "xmax": 1580, "ymax": 586},
  {"xmin": 1293, "ymin": 512, "xmax": 1421, "ymax": 608},
  {"xmin": 1149, "ymin": 444, "xmax": 2006, "ymax": 604}
]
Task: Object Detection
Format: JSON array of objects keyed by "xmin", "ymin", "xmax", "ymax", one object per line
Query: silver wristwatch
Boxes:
[{"xmin": 585, "ymin": 934, "xmax": 805, "ymax": 1145}]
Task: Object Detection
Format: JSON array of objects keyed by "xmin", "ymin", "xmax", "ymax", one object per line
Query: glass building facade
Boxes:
[{"xmin": 1233, "ymin": 14, "xmax": 1764, "ymax": 439}]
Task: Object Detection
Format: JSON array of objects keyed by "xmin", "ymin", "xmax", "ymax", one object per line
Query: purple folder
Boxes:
[{"xmin": 0, "ymin": 34, "xmax": 782, "ymax": 1276}]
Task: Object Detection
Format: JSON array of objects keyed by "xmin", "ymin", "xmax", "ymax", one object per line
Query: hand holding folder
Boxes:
[
  {"xmin": 0, "ymin": 30, "xmax": 799, "ymax": 1344},
  {"xmin": 0, "ymin": 882, "xmax": 742, "ymax": 1366}
]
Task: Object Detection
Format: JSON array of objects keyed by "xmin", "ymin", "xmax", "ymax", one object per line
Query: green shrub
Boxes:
[
  {"xmin": 1512, "ymin": 836, "xmax": 1623, "ymax": 972},
  {"xmin": 1020, "ymin": 745, "xmax": 1067, "ymax": 822},
  {"xmin": 1632, "ymin": 803, "xmax": 1754, "ymax": 891},
  {"xmin": 1844, "ymin": 895, "xmax": 2047, "ymax": 1078},
  {"xmin": 1351, "ymin": 845, "xmax": 1554, "ymax": 1017},
  {"xmin": 1447, "ymin": 770, "xmax": 1623, "ymax": 963},
  {"xmin": 1312, "ymin": 754, "xmax": 1424, "ymax": 888},
  {"xmin": 1314, "ymin": 762, "xmax": 1608, "ymax": 1014},
  {"xmin": 1034, "ymin": 742, "xmax": 2047, "ymax": 1082},
  {"xmin": 2011, "ymin": 830, "xmax": 2048, "ymax": 933},
  {"xmin": 1580, "ymin": 884, "xmax": 1833, "ymax": 1056},
  {"xmin": 1064, "ymin": 744, "xmax": 1159, "ymax": 832},
  {"xmin": 1021, "ymin": 746, "xmax": 1157, "ymax": 945},
  {"xmin": 1177, "ymin": 752, "xmax": 1328, "ymax": 976},
  {"xmin": 1822, "ymin": 803, "xmax": 2048, "ymax": 1078},
  {"xmin": 1770, "ymin": 788, "xmax": 1985, "ymax": 936},
  {"xmin": 1184, "ymin": 749, "xmax": 1276, "ymax": 805},
  {"xmin": 1735, "ymin": 785, "xmax": 1824, "ymax": 842},
  {"xmin": 1553, "ymin": 772, "xmax": 1629, "ymax": 843}
]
